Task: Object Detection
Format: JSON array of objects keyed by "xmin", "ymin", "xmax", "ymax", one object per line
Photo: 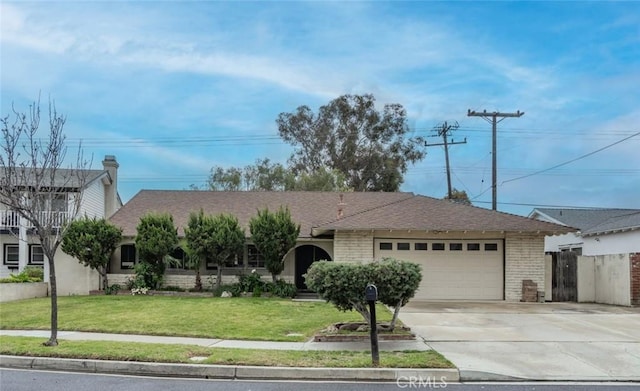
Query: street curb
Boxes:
[
  {"xmin": 0, "ymin": 355, "xmax": 460, "ymax": 382},
  {"xmin": 459, "ymin": 370, "xmax": 526, "ymax": 382},
  {"xmin": 459, "ymin": 369, "xmax": 640, "ymax": 383}
]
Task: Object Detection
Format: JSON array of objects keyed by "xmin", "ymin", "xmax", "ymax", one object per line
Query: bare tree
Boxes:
[{"xmin": 0, "ymin": 97, "xmax": 90, "ymax": 346}]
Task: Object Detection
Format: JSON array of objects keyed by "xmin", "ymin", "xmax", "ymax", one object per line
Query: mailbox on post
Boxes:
[
  {"xmin": 365, "ymin": 284, "xmax": 378, "ymax": 302},
  {"xmin": 365, "ymin": 283, "xmax": 379, "ymax": 366}
]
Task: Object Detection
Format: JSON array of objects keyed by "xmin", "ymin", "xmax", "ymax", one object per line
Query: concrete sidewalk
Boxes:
[
  {"xmin": 0, "ymin": 329, "xmax": 430, "ymax": 351},
  {"xmin": 0, "ymin": 329, "xmax": 458, "ymax": 383}
]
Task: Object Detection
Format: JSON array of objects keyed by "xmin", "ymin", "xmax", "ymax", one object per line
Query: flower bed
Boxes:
[{"xmin": 89, "ymin": 289, "xmax": 212, "ymax": 297}]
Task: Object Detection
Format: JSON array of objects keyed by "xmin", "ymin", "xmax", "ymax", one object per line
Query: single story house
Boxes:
[
  {"xmin": 530, "ymin": 208, "xmax": 640, "ymax": 305},
  {"xmin": 107, "ymin": 190, "xmax": 571, "ymax": 301},
  {"xmin": 529, "ymin": 208, "xmax": 640, "ymax": 256}
]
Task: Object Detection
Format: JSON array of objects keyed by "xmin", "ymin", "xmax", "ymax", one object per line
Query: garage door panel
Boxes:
[{"xmin": 375, "ymin": 239, "xmax": 503, "ymax": 300}]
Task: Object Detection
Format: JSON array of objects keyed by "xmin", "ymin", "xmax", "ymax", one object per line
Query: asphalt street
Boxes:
[{"xmin": 2, "ymin": 369, "xmax": 639, "ymax": 391}]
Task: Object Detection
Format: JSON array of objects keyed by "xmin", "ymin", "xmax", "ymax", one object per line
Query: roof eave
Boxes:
[
  {"xmin": 582, "ymin": 225, "xmax": 640, "ymax": 237},
  {"xmin": 528, "ymin": 209, "xmax": 568, "ymax": 226},
  {"xmin": 312, "ymin": 226, "xmax": 571, "ymax": 236}
]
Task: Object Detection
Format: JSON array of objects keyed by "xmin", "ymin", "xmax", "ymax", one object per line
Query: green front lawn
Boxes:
[
  {"xmin": 0, "ymin": 336, "xmax": 453, "ymax": 368},
  {"xmin": 0, "ymin": 296, "xmax": 391, "ymax": 342}
]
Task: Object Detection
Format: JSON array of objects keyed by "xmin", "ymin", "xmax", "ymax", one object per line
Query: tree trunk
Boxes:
[
  {"xmin": 272, "ymin": 273, "xmax": 277, "ymax": 283},
  {"xmin": 352, "ymin": 302, "xmax": 370, "ymax": 324},
  {"xmin": 100, "ymin": 267, "xmax": 108, "ymax": 290},
  {"xmin": 216, "ymin": 266, "xmax": 223, "ymax": 289},
  {"xmin": 195, "ymin": 270, "xmax": 202, "ymax": 291},
  {"xmin": 44, "ymin": 256, "xmax": 58, "ymax": 346},
  {"xmin": 388, "ymin": 300, "xmax": 402, "ymax": 332}
]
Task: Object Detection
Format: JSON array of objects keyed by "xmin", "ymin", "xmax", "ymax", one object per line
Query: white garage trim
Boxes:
[{"xmin": 374, "ymin": 238, "xmax": 504, "ymax": 300}]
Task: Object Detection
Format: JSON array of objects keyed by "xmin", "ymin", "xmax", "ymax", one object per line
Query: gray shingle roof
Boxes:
[
  {"xmin": 110, "ymin": 190, "xmax": 572, "ymax": 238},
  {"xmin": 532, "ymin": 208, "xmax": 640, "ymax": 235},
  {"xmin": 582, "ymin": 211, "xmax": 640, "ymax": 235},
  {"xmin": 1, "ymin": 167, "xmax": 107, "ymax": 189}
]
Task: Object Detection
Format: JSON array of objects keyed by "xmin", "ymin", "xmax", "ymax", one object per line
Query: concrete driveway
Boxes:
[{"xmin": 398, "ymin": 301, "xmax": 640, "ymax": 381}]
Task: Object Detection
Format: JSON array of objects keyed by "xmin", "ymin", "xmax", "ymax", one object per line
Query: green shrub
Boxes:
[
  {"xmin": 23, "ymin": 266, "xmax": 44, "ymax": 280},
  {"xmin": 212, "ymin": 283, "xmax": 243, "ymax": 297},
  {"xmin": 305, "ymin": 258, "xmax": 422, "ymax": 330},
  {"xmin": 0, "ymin": 267, "xmax": 44, "ymax": 283},
  {"xmin": 237, "ymin": 270, "xmax": 265, "ymax": 293},
  {"xmin": 130, "ymin": 261, "xmax": 162, "ymax": 290},
  {"xmin": 104, "ymin": 284, "xmax": 122, "ymax": 295},
  {"xmin": 265, "ymin": 279, "xmax": 298, "ymax": 298}
]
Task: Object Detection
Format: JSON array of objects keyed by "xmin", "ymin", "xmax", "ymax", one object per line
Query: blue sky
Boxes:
[{"xmin": 1, "ymin": 1, "xmax": 638, "ymax": 217}]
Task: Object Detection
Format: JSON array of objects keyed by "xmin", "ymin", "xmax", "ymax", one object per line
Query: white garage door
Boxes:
[{"xmin": 374, "ymin": 239, "xmax": 503, "ymax": 300}]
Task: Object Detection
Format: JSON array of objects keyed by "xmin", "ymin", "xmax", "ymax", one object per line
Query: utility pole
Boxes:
[
  {"xmin": 467, "ymin": 109, "xmax": 524, "ymax": 211},
  {"xmin": 425, "ymin": 121, "xmax": 466, "ymax": 199}
]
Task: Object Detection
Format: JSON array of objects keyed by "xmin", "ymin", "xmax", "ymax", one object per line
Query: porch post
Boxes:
[
  {"xmin": 18, "ymin": 216, "xmax": 28, "ymax": 273},
  {"xmin": 43, "ymin": 253, "xmax": 50, "ymax": 283}
]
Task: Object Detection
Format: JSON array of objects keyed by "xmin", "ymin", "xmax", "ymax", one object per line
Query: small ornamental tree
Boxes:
[
  {"xmin": 185, "ymin": 210, "xmax": 245, "ymax": 289},
  {"xmin": 183, "ymin": 211, "xmax": 210, "ymax": 291},
  {"xmin": 61, "ymin": 217, "xmax": 122, "ymax": 290},
  {"xmin": 135, "ymin": 213, "xmax": 178, "ymax": 289},
  {"xmin": 305, "ymin": 258, "xmax": 422, "ymax": 331},
  {"xmin": 371, "ymin": 258, "xmax": 422, "ymax": 330},
  {"xmin": 305, "ymin": 261, "xmax": 372, "ymax": 321},
  {"xmin": 249, "ymin": 207, "xmax": 300, "ymax": 282}
]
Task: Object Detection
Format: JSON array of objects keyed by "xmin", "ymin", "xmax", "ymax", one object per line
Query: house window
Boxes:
[
  {"xmin": 397, "ymin": 242, "xmax": 410, "ymax": 251},
  {"xmin": 29, "ymin": 245, "xmax": 45, "ymax": 265},
  {"xmin": 449, "ymin": 243, "xmax": 463, "ymax": 251},
  {"xmin": 3, "ymin": 244, "xmax": 19, "ymax": 266},
  {"xmin": 485, "ymin": 243, "xmax": 498, "ymax": 251},
  {"xmin": 414, "ymin": 243, "xmax": 428, "ymax": 251},
  {"xmin": 32, "ymin": 193, "xmax": 67, "ymax": 212},
  {"xmin": 51, "ymin": 194, "xmax": 67, "ymax": 212},
  {"xmin": 379, "ymin": 242, "xmax": 392, "ymax": 250},
  {"xmin": 206, "ymin": 253, "xmax": 240, "ymax": 270},
  {"xmin": 432, "ymin": 243, "xmax": 445, "ymax": 251},
  {"xmin": 467, "ymin": 243, "xmax": 480, "ymax": 251},
  {"xmin": 247, "ymin": 244, "xmax": 265, "ymax": 268},
  {"xmin": 168, "ymin": 247, "xmax": 188, "ymax": 270},
  {"xmin": 120, "ymin": 244, "xmax": 136, "ymax": 269}
]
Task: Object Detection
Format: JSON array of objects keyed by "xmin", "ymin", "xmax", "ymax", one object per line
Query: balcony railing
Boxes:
[{"xmin": 0, "ymin": 210, "xmax": 69, "ymax": 229}]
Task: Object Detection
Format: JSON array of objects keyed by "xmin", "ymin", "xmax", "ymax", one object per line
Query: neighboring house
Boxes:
[
  {"xmin": 0, "ymin": 156, "xmax": 122, "ymax": 295},
  {"xmin": 108, "ymin": 191, "xmax": 571, "ymax": 301},
  {"xmin": 529, "ymin": 208, "xmax": 640, "ymax": 256},
  {"xmin": 530, "ymin": 208, "xmax": 640, "ymax": 306}
]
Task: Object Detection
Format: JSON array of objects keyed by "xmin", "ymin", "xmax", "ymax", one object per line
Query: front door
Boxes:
[{"xmin": 295, "ymin": 245, "xmax": 331, "ymax": 290}]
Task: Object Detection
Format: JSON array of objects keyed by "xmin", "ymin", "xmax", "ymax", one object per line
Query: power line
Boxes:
[{"xmin": 502, "ymin": 131, "xmax": 640, "ymax": 184}]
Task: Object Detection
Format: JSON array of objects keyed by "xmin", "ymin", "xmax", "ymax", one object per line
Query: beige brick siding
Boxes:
[
  {"xmin": 333, "ymin": 231, "xmax": 374, "ymax": 263},
  {"xmin": 505, "ymin": 233, "xmax": 545, "ymax": 301},
  {"xmin": 107, "ymin": 273, "xmax": 288, "ymax": 290}
]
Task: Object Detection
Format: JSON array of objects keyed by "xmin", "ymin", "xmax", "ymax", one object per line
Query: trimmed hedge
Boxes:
[{"xmin": 305, "ymin": 258, "xmax": 421, "ymax": 330}]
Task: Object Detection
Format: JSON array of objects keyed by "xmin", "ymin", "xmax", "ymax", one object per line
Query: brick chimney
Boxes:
[{"xmin": 102, "ymin": 155, "xmax": 119, "ymax": 217}]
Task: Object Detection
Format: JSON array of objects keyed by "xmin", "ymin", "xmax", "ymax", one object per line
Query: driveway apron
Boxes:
[{"xmin": 398, "ymin": 301, "xmax": 640, "ymax": 381}]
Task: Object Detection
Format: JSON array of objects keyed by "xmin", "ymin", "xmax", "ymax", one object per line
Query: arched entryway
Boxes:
[{"xmin": 295, "ymin": 245, "xmax": 332, "ymax": 290}]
